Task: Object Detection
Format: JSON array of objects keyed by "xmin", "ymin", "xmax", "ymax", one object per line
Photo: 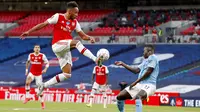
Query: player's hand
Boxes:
[
  {"xmin": 89, "ymin": 37, "xmax": 95, "ymax": 43},
  {"xmin": 129, "ymin": 81, "xmax": 138, "ymax": 90},
  {"xmin": 25, "ymin": 69, "xmax": 28, "ymax": 76},
  {"xmin": 42, "ymin": 69, "xmax": 47, "ymax": 74},
  {"xmin": 20, "ymin": 31, "xmax": 29, "ymax": 40},
  {"xmin": 115, "ymin": 61, "xmax": 124, "ymax": 66}
]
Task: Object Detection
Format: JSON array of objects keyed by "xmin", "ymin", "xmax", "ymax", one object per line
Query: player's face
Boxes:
[
  {"xmin": 143, "ymin": 47, "xmax": 150, "ymax": 59},
  {"xmin": 34, "ymin": 46, "xmax": 40, "ymax": 53},
  {"xmin": 69, "ymin": 7, "xmax": 79, "ymax": 20}
]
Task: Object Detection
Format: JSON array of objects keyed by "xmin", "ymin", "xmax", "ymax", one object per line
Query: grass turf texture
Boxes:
[{"xmin": 0, "ymin": 100, "xmax": 199, "ymax": 112}]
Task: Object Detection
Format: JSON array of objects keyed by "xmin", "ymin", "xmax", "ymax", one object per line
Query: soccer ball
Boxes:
[{"xmin": 97, "ymin": 48, "xmax": 110, "ymax": 61}]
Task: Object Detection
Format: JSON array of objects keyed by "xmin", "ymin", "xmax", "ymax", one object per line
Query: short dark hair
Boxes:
[
  {"xmin": 145, "ymin": 44, "xmax": 155, "ymax": 51},
  {"xmin": 34, "ymin": 44, "xmax": 40, "ymax": 47},
  {"xmin": 67, "ymin": 1, "xmax": 78, "ymax": 9}
]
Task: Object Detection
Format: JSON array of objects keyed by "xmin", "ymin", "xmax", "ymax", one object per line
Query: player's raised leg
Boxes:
[
  {"xmin": 38, "ymin": 64, "xmax": 72, "ymax": 96},
  {"xmin": 70, "ymin": 40, "xmax": 99, "ymax": 63},
  {"xmin": 24, "ymin": 73, "xmax": 34, "ymax": 104}
]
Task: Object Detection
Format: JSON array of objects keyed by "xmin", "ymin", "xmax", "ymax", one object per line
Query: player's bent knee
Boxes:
[
  {"xmin": 63, "ymin": 73, "xmax": 71, "ymax": 78},
  {"xmin": 70, "ymin": 40, "xmax": 80, "ymax": 48}
]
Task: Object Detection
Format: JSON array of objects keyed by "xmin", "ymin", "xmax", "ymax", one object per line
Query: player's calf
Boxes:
[
  {"xmin": 24, "ymin": 76, "xmax": 32, "ymax": 99},
  {"xmin": 72, "ymin": 40, "xmax": 97, "ymax": 62},
  {"xmin": 87, "ymin": 88, "xmax": 96, "ymax": 107},
  {"xmin": 102, "ymin": 91, "xmax": 107, "ymax": 108},
  {"xmin": 24, "ymin": 81, "xmax": 32, "ymax": 104}
]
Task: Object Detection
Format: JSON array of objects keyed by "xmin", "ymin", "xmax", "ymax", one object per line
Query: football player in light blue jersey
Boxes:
[{"xmin": 115, "ymin": 45, "xmax": 159, "ymax": 112}]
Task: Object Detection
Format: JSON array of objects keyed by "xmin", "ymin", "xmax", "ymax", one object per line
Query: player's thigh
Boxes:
[
  {"xmin": 54, "ymin": 50, "xmax": 72, "ymax": 73},
  {"xmin": 62, "ymin": 63, "xmax": 72, "ymax": 74},
  {"xmin": 92, "ymin": 82, "xmax": 100, "ymax": 90},
  {"xmin": 117, "ymin": 89, "xmax": 132, "ymax": 100},
  {"xmin": 99, "ymin": 84, "xmax": 107, "ymax": 92},
  {"xmin": 70, "ymin": 40, "xmax": 80, "ymax": 48},
  {"xmin": 35, "ymin": 75, "xmax": 43, "ymax": 87},
  {"xmin": 26, "ymin": 73, "xmax": 35, "ymax": 84},
  {"xmin": 124, "ymin": 84, "xmax": 142, "ymax": 100},
  {"xmin": 52, "ymin": 40, "xmax": 71, "ymax": 53},
  {"xmin": 141, "ymin": 84, "xmax": 156, "ymax": 98}
]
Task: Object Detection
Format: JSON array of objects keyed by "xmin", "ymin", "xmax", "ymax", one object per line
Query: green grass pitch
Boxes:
[{"xmin": 0, "ymin": 100, "xmax": 199, "ymax": 112}]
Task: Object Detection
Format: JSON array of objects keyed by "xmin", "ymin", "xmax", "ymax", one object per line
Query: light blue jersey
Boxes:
[{"xmin": 137, "ymin": 54, "xmax": 159, "ymax": 85}]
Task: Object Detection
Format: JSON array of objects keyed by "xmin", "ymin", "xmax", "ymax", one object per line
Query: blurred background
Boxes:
[{"xmin": 0, "ymin": 0, "xmax": 200, "ymax": 109}]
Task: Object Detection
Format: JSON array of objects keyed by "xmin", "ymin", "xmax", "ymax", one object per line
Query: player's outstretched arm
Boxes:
[
  {"xmin": 20, "ymin": 21, "xmax": 49, "ymax": 39},
  {"xmin": 77, "ymin": 31, "xmax": 95, "ymax": 43},
  {"xmin": 129, "ymin": 67, "xmax": 154, "ymax": 89},
  {"xmin": 115, "ymin": 61, "xmax": 140, "ymax": 74}
]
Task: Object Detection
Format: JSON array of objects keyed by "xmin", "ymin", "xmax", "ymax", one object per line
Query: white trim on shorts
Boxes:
[
  {"xmin": 52, "ymin": 40, "xmax": 72, "ymax": 69},
  {"xmin": 92, "ymin": 82, "xmax": 107, "ymax": 91},
  {"xmin": 27, "ymin": 72, "xmax": 43, "ymax": 87},
  {"xmin": 125, "ymin": 83, "xmax": 156, "ymax": 99}
]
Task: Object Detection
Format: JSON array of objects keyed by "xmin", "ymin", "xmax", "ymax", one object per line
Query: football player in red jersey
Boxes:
[
  {"xmin": 20, "ymin": 1, "xmax": 102, "ymax": 96},
  {"xmin": 24, "ymin": 45, "xmax": 49, "ymax": 109},
  {"xmin": 86, "ymin": 59, "xmax": 109, "ymax": 108}
]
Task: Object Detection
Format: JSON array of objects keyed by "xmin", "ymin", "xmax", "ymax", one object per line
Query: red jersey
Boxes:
[
  {"xmin": 47, "ymin": 13, "xmax": 82, "ymax": 45},
  {"xmin": 93, "ymin": 65, "xmax": 109, "ymax": 85},
  {"xmin": 28, "ymin": 53, "xmax": 48, "ymax": 76}
]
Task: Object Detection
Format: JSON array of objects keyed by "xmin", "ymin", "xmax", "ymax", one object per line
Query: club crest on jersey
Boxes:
[
  {"xmin": 72, "ymin": 22, "xmax": 75, "ymax": 26},
  {"xmin": 66, "ymin": 21, "xmax": 70, "ymax": 25}
]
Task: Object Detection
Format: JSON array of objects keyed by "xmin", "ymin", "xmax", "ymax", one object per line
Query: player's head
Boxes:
[
  {"xmin": 143, "ymin": 44, "xmax": 155, "ymax": 58},
  {"xmin": 66, "ymin": 1, "xmax": 79, "ymax": 20},
  {"xmin": 34, "ymin": 44, "xmax": 40, "ymax": 53},
  {"xmin": 97, "ymin": 57, "xmax": 103, "ymax": 67}
]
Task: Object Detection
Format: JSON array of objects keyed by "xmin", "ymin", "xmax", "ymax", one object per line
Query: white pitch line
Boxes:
[{"xmin": 0, "ymin": 107, "xmax": 76, "ymax": 112}]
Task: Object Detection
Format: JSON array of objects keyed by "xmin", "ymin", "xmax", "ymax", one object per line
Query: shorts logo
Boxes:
[{"xmin": 72, "ymin": 22, "xmax": 75, "ymax": 26}]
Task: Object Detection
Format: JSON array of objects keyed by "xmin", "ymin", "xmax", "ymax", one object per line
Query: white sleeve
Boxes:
[
  {"xmin": 47, "ymin": 13, "xmax": 59, "ymax": 24},
  {"xmin": 137, "ymin": 63, "xmax": 143, "ymax": 70},
  {"xmin": 42, "ymin": 54, "xmax": 49, "ymax": 64},
  {"xmin": 93, "ymin": 66, "xmax": 96, "ymax": 74},
  {"xmin": 148, "ymin": 58, "xmax": 157, "ymax": 68},
  {"xmin": 75, "ymin": 21, "xmax": 82, "ymax": 32},
  {"xmin": 105, "ymin": 66, "xmax": 109, "ymax": 74},
  {"xmin": 27, "ymin": 54, "xmax": 30, "ymax": 61}
]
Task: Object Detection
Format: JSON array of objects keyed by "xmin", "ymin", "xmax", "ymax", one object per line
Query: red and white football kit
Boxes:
[
  {"xmin": 47, "ymin": 13, "xmax": 82, "ymax": 69},
  {"xmin": 92, "ymin": 65, "xmax": 109, "ymax": 91},
  {"xmin": 27, "ymin": 53, "xmax": 48, "ymax": 86}
]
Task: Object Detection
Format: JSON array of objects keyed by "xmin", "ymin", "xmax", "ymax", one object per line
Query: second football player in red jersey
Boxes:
[
  {"xmin": 24, "ymin": 45, "xmax": 49, "ymax": 109},
  {"xmin": 20, "ymin": 1, "xmax": 102, "ymax": 96},
  {"xmin": 86, "ymin": 60, "xmax": 109, "ymax": 108}
]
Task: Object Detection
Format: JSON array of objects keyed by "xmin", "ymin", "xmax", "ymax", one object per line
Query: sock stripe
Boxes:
[
  {"xmin": 81, "ymin": 48, "xmax": 87, "ymax": 54},
  {"xmin": 56, "ymin": 75, "xmax": 60, "ymax": 83}
]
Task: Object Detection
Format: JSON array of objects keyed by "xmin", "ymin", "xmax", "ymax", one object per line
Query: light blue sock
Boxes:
[
  {"xmin": 117, "ymin": 100, "xmax": 125, "ymax": 112},
  {"xmin": 136, "ymin": 99, "xmax": 142, "ymax": 112}
]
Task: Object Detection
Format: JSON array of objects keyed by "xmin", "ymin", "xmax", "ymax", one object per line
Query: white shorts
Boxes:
[
  {"xmin": 52, "ymin": 40, "xmax": 72, "ymax": 69},
  {"xmin": 92, "ymin": 82, "xmax": 107, "ymax": 92},
  {"xmin": 125, "ymin": 83, "xmax": 156, "ymax": 99},
  {"xmin": 27, "ymin": 72, "xmax": 43, "ymax": 87}
]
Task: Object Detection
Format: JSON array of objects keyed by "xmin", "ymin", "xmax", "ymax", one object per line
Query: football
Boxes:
[{"xmin": 96, "ymin": 48, "xmax": 110, "ymax": 61}]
